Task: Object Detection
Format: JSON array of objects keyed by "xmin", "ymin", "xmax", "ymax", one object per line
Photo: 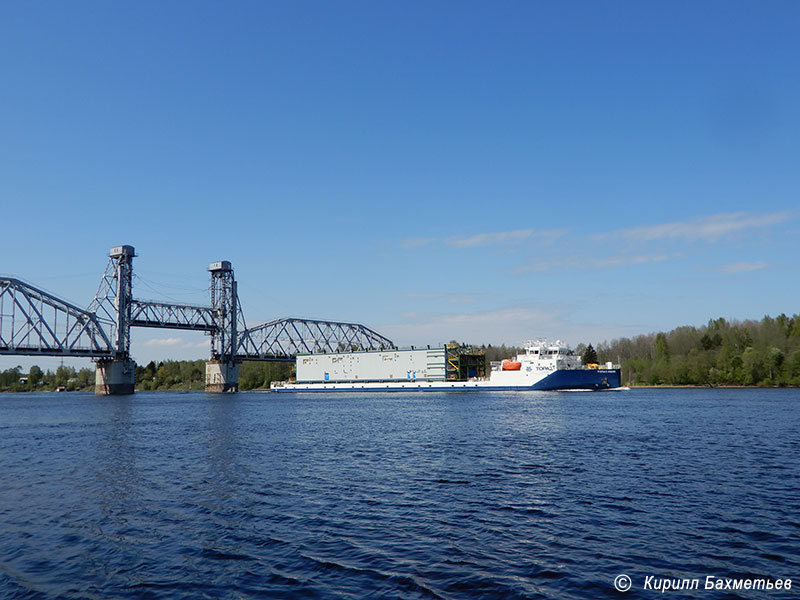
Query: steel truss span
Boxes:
[
  {"xmin": 0, "ymin": 278, "xmax": 113, "ymax": 358},
  {"xmin": 238, "ymin": 318, "xmax": 394, "ymax": 361},
  {"xmin": 130, "ymin": 300, "xmax": 216, "ymax": 332}
]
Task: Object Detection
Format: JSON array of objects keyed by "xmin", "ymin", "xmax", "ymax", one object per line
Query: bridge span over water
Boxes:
[{"xmin": 1, "ymin": 245, "xmax": 393, "ymax": 394}]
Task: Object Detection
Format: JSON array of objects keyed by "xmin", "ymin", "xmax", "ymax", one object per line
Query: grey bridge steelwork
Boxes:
[
  {"xmin": 0, "ymin": 278, "xmax": 113, "ymax": 358},
  {"xmin": 238, "ymin": 318, "xmax": 394, "ymax": 360},
  {"xmin": 130, "ymin": 300, "xmax": 216, "ymax": 332},
  {"xmin": 1, "ymin": 245, "xmax": 394, "ymax": 393}
]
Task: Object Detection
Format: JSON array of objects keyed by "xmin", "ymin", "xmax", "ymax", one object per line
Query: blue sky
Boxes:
[{"xmin": 2, "ymin": 1, "xmax": 799, "ymax": 368}]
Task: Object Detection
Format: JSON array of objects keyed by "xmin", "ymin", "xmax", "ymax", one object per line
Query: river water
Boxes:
[{"xmin": 1, "ymin": 389, "xmax": 798, "ymax": 599}]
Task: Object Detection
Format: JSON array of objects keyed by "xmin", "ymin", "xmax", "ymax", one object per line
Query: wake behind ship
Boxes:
[{"xmin": 271, "ymin": 340, "xmax": 622, "ymax": 392}]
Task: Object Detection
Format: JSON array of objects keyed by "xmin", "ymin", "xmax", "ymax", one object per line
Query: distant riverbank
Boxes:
[{"xmin": 629, "ymin": 384, "xmax": 799, "ymax": 389}]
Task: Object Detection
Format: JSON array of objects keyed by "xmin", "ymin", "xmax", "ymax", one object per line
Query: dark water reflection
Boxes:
[{"xmin": 1, "ymin": 389, "xmax": 798, "ymax": 598}]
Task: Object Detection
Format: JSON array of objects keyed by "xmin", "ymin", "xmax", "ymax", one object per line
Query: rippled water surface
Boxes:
[{"xmin": 1, "ymin": 389, "xmax": 799, "ymax": 599}]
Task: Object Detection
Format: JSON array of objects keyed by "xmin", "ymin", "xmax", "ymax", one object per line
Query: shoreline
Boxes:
[{"xmin": 628, "ymin": 384, "xmax": 798, "ymax": 389}]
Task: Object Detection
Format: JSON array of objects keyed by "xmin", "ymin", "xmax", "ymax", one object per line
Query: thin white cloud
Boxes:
[
  {"xmin": 717, "ymin": 261, "xmax": 769, "ymax": 274},
  {"xmin": 445, "ymin": 228, "xmax": 567, "ymax": 248},
  {"xmin": 143, "ymin": 337, "xmax": 185, "ymax": 347},
  {"xmin": 401, "ymin": 292, "xmax": 481, "ymax": 304},
  {"xmin": 401, "ymin": 228, "xmax": 567, "ymax": 250},
  {"xmin": 515, "ymin": 253, "xmax": 672, "ymax": 273},
  {"xmin": 400, "ymin": 237, "xmax": 435, "ymax": 249},
  {"xmin": 446, "ymin": 228, "xmax": 533, "ymax": 248},
  {"xmin": 596, "ymin": 211, "xmax": 791, "ymax": 243},
  {"xmin": 142, "ymin": 337, "xmax": 210, "ymax": 349},
  {"xmin": 592, "ymin": 254, "xmax": 671, "ymax": 268}
]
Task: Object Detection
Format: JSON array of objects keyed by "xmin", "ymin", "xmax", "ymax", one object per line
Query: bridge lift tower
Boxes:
[
  {"xmin": 90, "ymin": 245, "xmax": 137, "ymax": 395},
  {"xmin": 206, "ymin": 260, "xmax": 244, "ymax": 393}
]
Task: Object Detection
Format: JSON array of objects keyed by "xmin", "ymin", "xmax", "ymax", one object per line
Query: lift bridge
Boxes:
[{"xmin": 0, "ymin": 245, "xmax": 393, "ymax": 394}]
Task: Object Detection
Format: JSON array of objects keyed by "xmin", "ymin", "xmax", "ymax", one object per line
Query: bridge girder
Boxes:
[
  {"xmin": 130, "ymin": 299, "xmax": 216, "ymax": 332},
  {"xmin": 237, "ymin": 317, "xmax": 394, "ymax": 361},
  {"xmin": 0, "ymin": 277, "xmax": 113, "ymax": 358}
]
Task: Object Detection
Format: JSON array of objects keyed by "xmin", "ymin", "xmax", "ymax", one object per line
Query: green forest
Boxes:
[
  {"xmin": 3, "ymin": 313, "xmax": 800, "ymax": 391},
  {"xmin": 132, "ymin": 360, "xmax": 291, "ymax": 391},
  {"xmin": 0, "ymin": 365, "xmax": 96, "ymax": 392},
  {"xmin": 0, "ymin": 360, "xmax": 291, "ymax": 392},
  {"xmin": 591, "ymin": 314, "xmax": 800, "ymax": 386},
  {"xmin": 130, "ymin": 360, "xmax": 292, "ymax": 391}
]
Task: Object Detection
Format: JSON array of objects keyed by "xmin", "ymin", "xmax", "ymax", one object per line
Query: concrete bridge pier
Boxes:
[
  {"xmin": 205, "ymin": 360, "xmax": 239, "ymax": 393},
  {"xmin": 95, "ymin": 358, "xmax": 136, "ymax": 395}
]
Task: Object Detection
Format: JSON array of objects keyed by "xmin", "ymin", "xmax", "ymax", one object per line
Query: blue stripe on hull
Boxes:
[{"xmin": 531, "ymin": 369, "xmax": 621, "ymax": 391}]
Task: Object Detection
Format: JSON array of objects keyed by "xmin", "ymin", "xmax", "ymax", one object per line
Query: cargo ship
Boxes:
[{"xmin": 270, "ymin": 340, "xmax": 622, "ymax": 392}]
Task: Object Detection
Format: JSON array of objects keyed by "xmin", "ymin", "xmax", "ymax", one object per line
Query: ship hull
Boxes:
[{"xmin": 271, "ymin": 368, "xmax": 621, "ymax": 393}]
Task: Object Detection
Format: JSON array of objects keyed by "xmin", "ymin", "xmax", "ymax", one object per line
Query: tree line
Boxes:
[
  {"xmin": 591, "ymin": 314, "xmax": 800, "ymax": 386},
  {"xmin": 0, "ymin": 365, "xmax": 95, "ymax": 392},
  {"xmin": 135, "ymin": 360, "xmax": 291, "ymax": 391},
  {"xmin": 1, "ymin": 360, "xmax": 291, "ymax": 392}
]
